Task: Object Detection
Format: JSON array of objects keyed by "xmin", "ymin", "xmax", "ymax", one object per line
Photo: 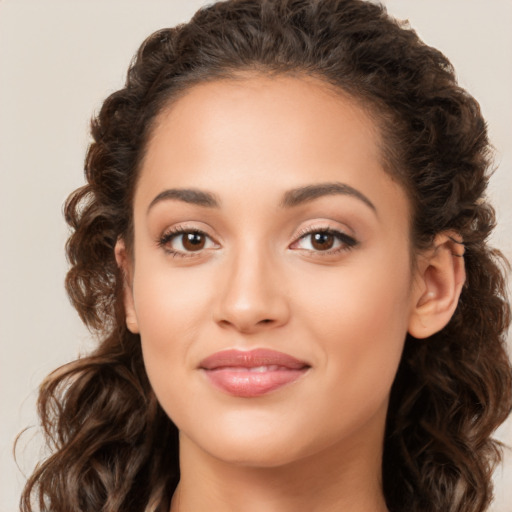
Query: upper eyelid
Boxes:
[
  {"xmin": 160, "ymin": 223, "xmax": 216, "ymax": 238},
  {"xmin": 159, "ymin": 222, "xmax": 351, "ymax": 237},
  {"xmin": 293, "ymin": 221, "xmax": 356, "ymax": 239},
  {"xmin": 157, "ymin": 221, "xmax": 358, "ymax": 247},
  {"xmin": 160, "ymin": 226, "xmax": 217, "ymax": 244},
  {"xmin": 292, "ymin": 228, "xmax": 357, "ymax": 246}
]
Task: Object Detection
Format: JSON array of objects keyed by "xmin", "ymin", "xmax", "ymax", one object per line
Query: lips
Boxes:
[{"xmin": 199, "ymin": 349, "xmax": 310, "ymax": 397}]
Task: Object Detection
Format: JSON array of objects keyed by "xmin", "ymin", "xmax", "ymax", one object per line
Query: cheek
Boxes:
[
  {"xmin": 133, "ymin": 260, "xmax": 213, "ymax": 331},
  {"xmin": 301, "ymin": 244, "xmax": 411, "ymax": 322},
  {"xmin": 131, "ymin": 264, "xmax": 214, "ymax": 387},
  {"xmin": 297, "ymin": 246, "xmax": 412, "ymax": 397},
  {"xmin": 131, "ymin": 268, "xmax": 212, "ymax": 428}
]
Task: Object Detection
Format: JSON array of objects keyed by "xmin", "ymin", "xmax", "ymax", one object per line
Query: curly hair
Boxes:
[{"xmin": 20, "ymin": 1, "xmax": 511, "ymax": 511}]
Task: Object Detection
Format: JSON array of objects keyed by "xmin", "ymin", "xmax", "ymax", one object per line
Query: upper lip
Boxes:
[{"xmin": 199, "ymin": 348, "xmax": 310, "ymax": 370}]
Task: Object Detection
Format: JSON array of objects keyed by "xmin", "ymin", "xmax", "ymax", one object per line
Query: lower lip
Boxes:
[{"xmin": 202, "ymin": 368, "xmax": 307, "ymax": 397}]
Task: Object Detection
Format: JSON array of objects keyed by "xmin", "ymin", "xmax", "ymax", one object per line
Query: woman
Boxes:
[{"xmin": 20, "ymin": 0, "xmax": 512, "ymax": 511}]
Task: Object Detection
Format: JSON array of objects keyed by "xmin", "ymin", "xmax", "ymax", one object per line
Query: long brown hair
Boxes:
[{"xmin": 20, "ymin": 1, "xmax": 511, "ymax": 511}]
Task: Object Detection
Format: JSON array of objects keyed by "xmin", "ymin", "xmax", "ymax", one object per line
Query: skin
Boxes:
[{"xmin": 116, "ymin": 75, "xmax": 465, "ymax": 512}]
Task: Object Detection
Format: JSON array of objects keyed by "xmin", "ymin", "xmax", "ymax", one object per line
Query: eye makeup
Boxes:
[
  {"xmin": 157, "ymin": 225, "xmax": 219, "ymax": 258},
  {"xmin": 156, "ymin": 222, "xmax": 358, "ymax": 260},
  {"xmin": 291, "ymin": 226, "xmax": 358, "ymax": 255}
]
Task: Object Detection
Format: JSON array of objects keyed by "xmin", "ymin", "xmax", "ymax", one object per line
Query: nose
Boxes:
[{"xmin": 213, "ymin": 244, "xmax": 291, "ymax": 334}]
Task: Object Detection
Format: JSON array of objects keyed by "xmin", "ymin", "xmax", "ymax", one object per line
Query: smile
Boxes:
[{"xmin": 199, "ymin": 349, "xmax": 310, "ymax": 397}]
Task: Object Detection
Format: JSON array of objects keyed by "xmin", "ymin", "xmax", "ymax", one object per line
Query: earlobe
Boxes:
[
  {"xmin": 114, "ymin": 239, "xmax": 140, "ymax": 334},
  {"xmin": 408, "ymin": 232, "xmax": 466, "ymax": 339}
]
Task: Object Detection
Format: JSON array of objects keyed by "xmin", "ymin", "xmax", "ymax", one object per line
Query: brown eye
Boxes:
[
  {"xmin": 291, "ymin": 228, "xmax": 358, "ymax": 254},
  {"xmin": 159, "ymin": 229, "xmax": 218, "ymax": 256},
  {"xmin": 311, "ymin": 232, "xmax": 335, "ymax": 251},
  {"xmin": 182, "ymin": 232, "xmax": 206, "ymax": 251}
]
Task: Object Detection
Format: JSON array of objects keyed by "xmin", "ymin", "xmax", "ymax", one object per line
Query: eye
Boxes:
[
  {"xmin": 158, "ymin": 228, "xmax": 219, "ymax": 257},
  {"xmin": 291, "ymin": 228, "xmax": 358, "ymax": 254}
]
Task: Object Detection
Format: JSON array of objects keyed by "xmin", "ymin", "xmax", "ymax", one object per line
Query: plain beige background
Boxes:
[{"xmin": 1, "ymin": 1, "xmax": 511, "ymax": 510}]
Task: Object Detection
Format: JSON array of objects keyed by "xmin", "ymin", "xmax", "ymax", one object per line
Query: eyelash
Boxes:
[{"xmin": 157, "ymin": 225, "xmax": 358, "ymax": 258}]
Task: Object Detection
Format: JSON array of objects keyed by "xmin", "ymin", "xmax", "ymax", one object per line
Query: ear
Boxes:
[
  {"xmin": 408, "ymin": 232, "xmax": 466, "ymax": 339},
  {"xmin": 114, "ymin": 238, "xmax": 140, "ymax": 334}
]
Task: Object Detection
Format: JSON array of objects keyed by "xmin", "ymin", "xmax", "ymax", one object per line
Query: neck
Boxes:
[{"xmin": 170, "ymin": 411, "xmax": 389, "ymax": 512}]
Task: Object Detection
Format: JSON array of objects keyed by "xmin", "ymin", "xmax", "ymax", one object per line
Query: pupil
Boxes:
[{"xmin": 312, "ymin": 232, "xmax": 334, "ymax": 250}]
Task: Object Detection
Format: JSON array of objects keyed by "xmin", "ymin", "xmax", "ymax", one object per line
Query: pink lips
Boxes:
[{"xmin": 199, "ymin": 349, "xmax": 310, "ymax": 397}]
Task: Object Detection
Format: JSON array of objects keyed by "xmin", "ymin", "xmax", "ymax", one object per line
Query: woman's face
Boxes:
[{"xmin": 123, "ymin": 75, "xmax": 421, "ymax": 468}]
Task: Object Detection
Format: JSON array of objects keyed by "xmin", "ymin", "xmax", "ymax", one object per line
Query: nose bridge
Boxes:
[{"xmin": 214, "ymin": 237, "xmax": 289, "ymax": 332}]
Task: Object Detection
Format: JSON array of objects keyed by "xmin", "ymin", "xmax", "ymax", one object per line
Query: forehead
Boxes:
[
  {"xmin": 135, "ymin": 74, "xmax": 409, "ymax": 224},
  {"xmin": 150, "ymin": 73, "xmax": 379, "ymax": 147},
  {"xmin": 141, "ymin": 74, "xmax": 383, "ymax": 177}
]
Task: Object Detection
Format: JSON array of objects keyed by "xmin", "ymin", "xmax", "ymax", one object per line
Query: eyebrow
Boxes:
[
  {"xmin": 280, "ymin": 182, "xmax": 377, "ymax": 213},
  {"xmin": 147, "ymin": 188, "xmax": 220, "ymax": 213},
  {"xmin": 147, "ymin": 181, "xmax": 376, "ymax": 214}
]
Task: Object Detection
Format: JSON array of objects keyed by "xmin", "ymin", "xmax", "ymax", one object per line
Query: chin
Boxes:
[
  {"xmin": 179, "ymin": 411, "xmax": 350, "ymax": 472},
  {"xmin": 178, "ymin": 414, "xmax": 315, "ymax": 468},
  {"xmin": 203, "ymin": 439, "xmax": 310, "ymax": 469}
]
